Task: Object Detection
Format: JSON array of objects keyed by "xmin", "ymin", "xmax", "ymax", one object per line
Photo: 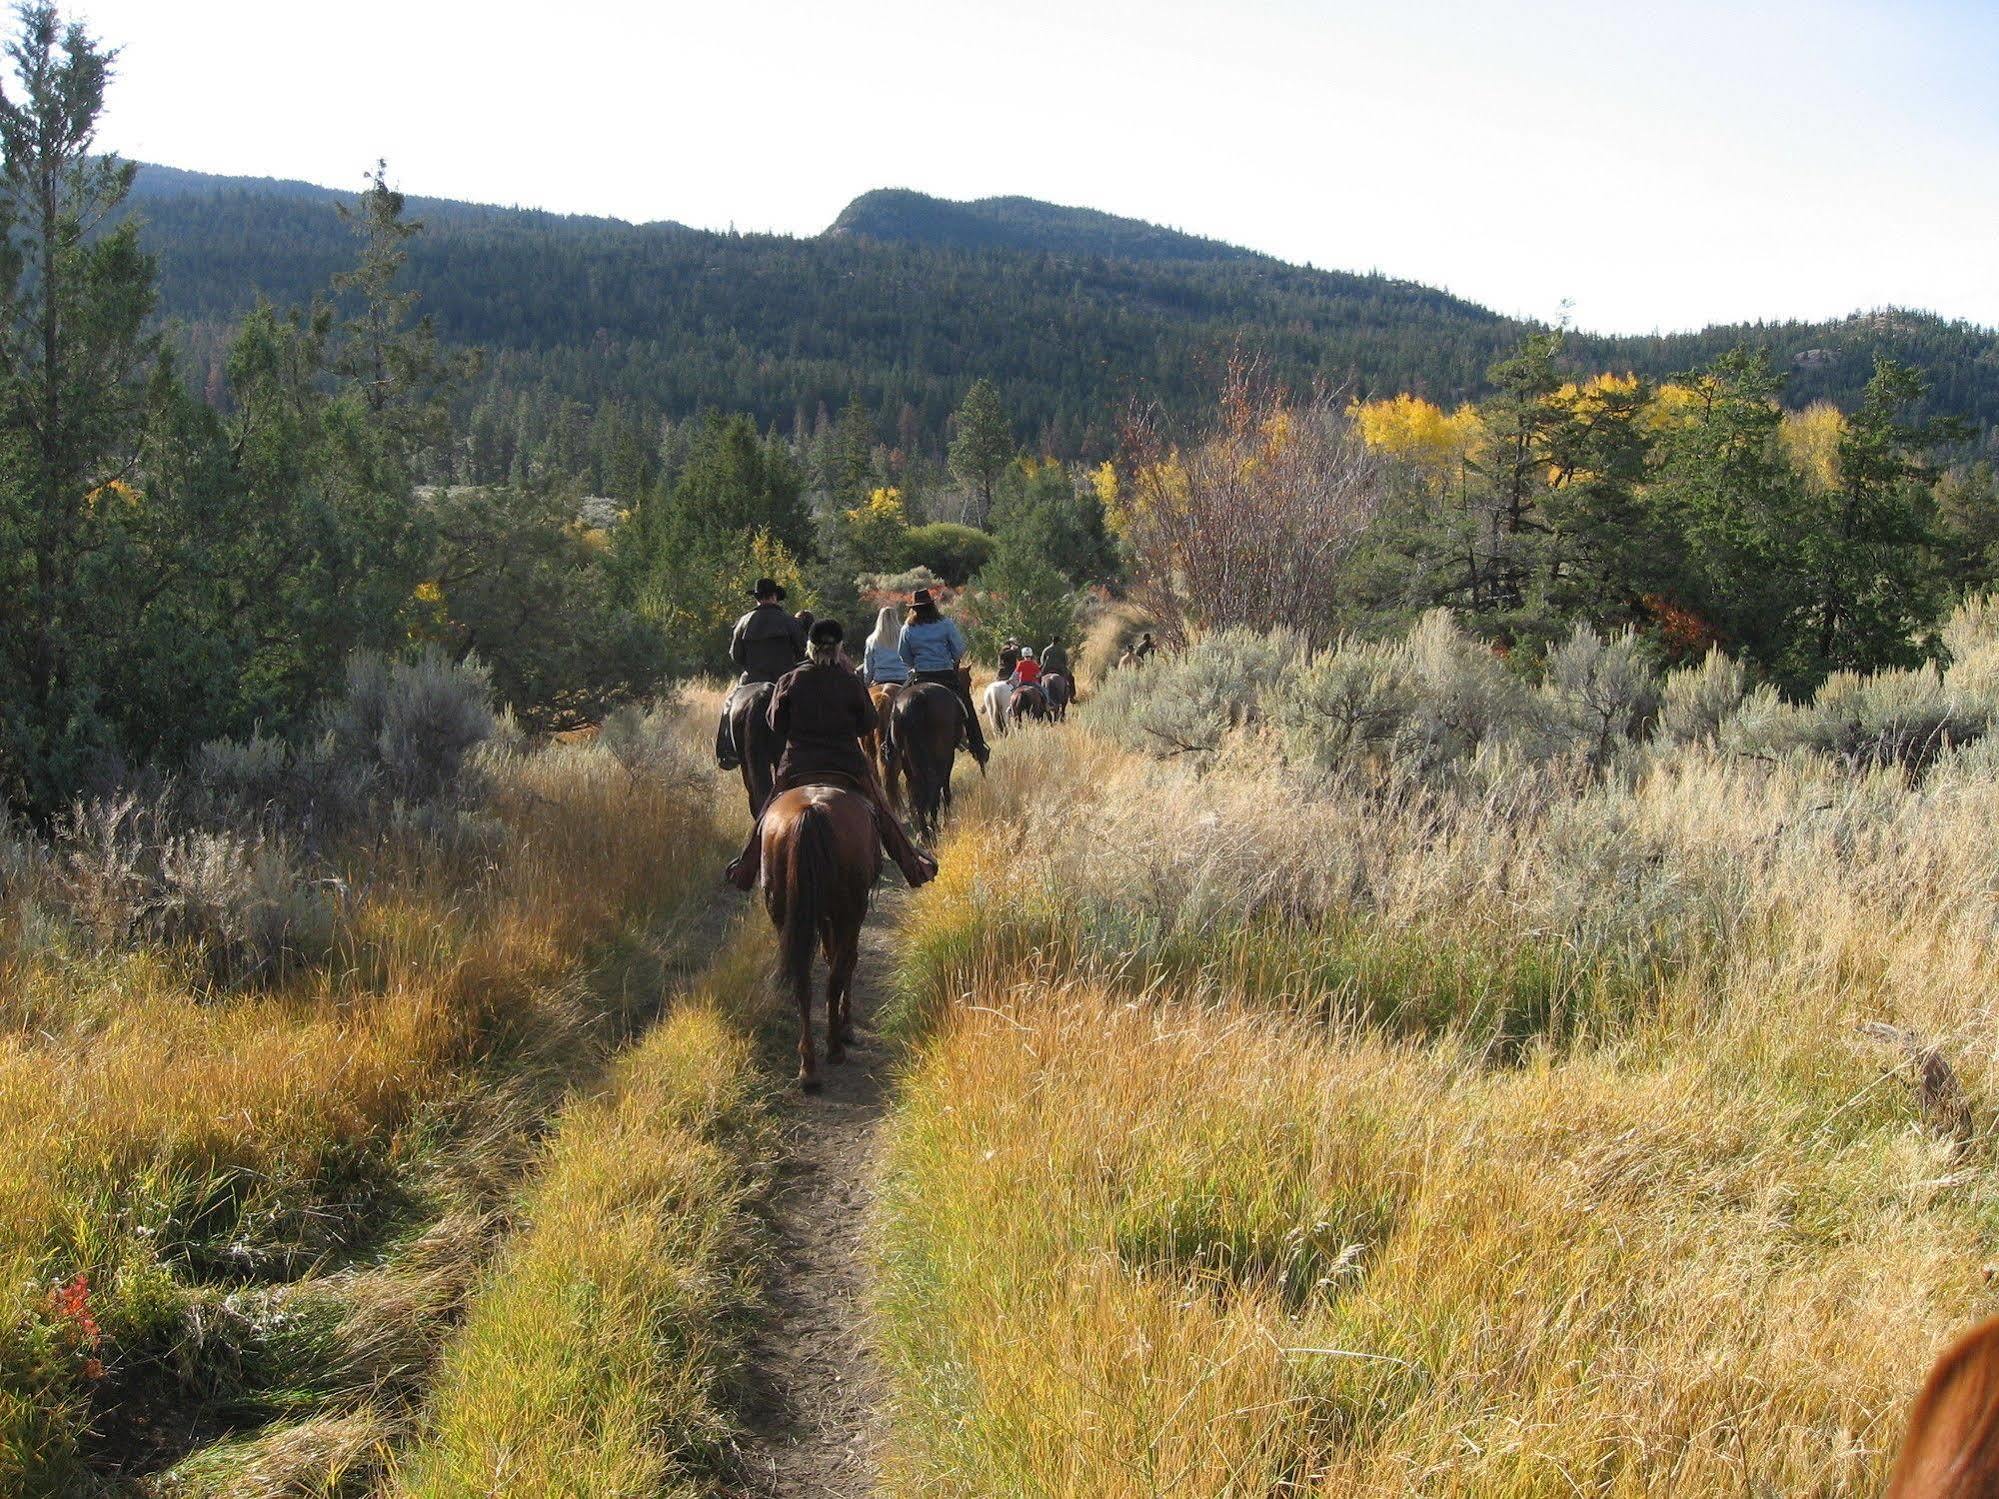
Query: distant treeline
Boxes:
[{"xmin": 125, "ymin": 168, "xmax": 1999, "ymax": 485}]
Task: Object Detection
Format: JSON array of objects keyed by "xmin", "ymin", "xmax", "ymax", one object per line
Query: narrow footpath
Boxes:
[{"xmin": 733, "ymin": 884, "xmax": 905, "ymax": 1498}]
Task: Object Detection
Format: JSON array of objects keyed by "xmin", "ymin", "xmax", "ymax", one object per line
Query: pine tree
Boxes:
[
  {"xmin": 1794, "ymin": 356, "xmax": 1966, "ymax": 678},
  {"xmin": 949, "ymin": 378, "xmax": 1014, "ymax": 528},
  {"xmin": 0, "ymin": 6, "xmax": 157, "ymax": 810}
]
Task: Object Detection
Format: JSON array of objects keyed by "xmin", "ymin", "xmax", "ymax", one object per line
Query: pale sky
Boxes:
[{"xmin": 74, "ymin": 0, "xmax": 1999, "ymax": 335}]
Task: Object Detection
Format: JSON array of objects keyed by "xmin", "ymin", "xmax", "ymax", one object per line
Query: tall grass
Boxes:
[
  {"xmin": 0, "ymin": 714, "xmax": 732, "ymax": 1489},
  {"xmin": 393, "ymin": 924, "xmax": 773, "ymax": 1497},
  {"xmin": 873, "ymin": 658, "xmax": 1999, "ymax": 1493}
]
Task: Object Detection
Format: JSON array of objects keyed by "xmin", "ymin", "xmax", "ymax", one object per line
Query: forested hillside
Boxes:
[{"xmin": 126, "ymin": 167, "xmax": 1999, "ymax": 466}]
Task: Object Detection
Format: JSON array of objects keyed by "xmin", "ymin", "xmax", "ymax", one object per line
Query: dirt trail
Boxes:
[{"xmin": 733, "ymin": 882, "xmax": 904, "ymax": 1498}]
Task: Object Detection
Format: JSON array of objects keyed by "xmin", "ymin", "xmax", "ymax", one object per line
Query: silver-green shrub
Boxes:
[
  {"xmin": 1659, "ymin": 649, "xmax": 1747, "ymax": 747},
  {"xmin": 326, "ymin": 648, "xmax": 498, "ymax": 802},
  {"xmin": 1538, "ymin": 625, "xmax": 1660, "ymax": 766}
]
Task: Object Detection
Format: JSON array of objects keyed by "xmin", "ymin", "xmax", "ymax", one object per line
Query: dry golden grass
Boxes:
[
  {"xmin": 874, "ymin": 717, "xmax": 1999, "ymax": 1496},
  {"xmin": 0, "ymin": 733, "xmax": 734, "ymax": 1487},
  {"xmin": 393, "ymin": 924, "xmax": 773, "ymax": 1497}
]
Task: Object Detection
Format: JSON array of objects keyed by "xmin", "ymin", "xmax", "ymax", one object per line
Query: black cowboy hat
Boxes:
[
  {"xmin": 752, "ymin": 577, "xmax": 787, "ymax": 601},
  {"xmin": 808, "ymin": 617, "xmax": 844, "ymax": 647},
  {"xmin": 910, "ymin": 588, "xmax": 935, "ymax": 607}
]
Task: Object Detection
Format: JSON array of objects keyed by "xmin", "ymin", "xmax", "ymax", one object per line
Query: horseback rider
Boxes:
[
  {"xmin": 715, "ymin": 577, "xmax": 806, "ymax": 769},
  {"xmin": 1041, "ymin": 639, "xmax": 1070, "ymax": 680},
  {"xmin": 897, "ymin": 588, "xmax": 990, "ymax": 765},
  {"xmin": 1010, "ymin": 646, "xmax": 1043, "ymax": 691},
  {"xmin": 862, "ymin": 604, "xmax": 910, "ymax": 687},
  {"xmin": 997, "ymin": 637, "xmax": 1021, "ymax": 682},
  {"xmin": 725, "ymin": 619, "xmax": 938, "ymax": 891}
]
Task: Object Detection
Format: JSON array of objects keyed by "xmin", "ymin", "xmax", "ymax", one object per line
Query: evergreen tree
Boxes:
[
  {"xmin": 1649, "ymin": 348, "xmax": 1806, "ymax": 679},
  {"xmin": 826, "ymin": 398, "xmax": 877, "ymax": 510},
  {"xmin": 1794, "ymin": 356, "xmax": 1965, "ymax": 678},
  {"xmin": 0, "ymin": 7, "xmax": 159, "ymax": 809},
  {"xmin": 949, "ymin": 378, "xmax": 1014, "ymax": 527}
]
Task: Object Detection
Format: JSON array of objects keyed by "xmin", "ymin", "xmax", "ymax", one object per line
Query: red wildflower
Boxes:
[{"xmin": 49, "ymin": 1272, "xmax": 101, "ymax": 1347}]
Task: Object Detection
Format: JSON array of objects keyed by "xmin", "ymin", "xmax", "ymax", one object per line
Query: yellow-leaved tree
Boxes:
[
  {"xmin": 1351, "ymin": 393, "xmax": 1482, "ymax": 489},
  {"xmin": 1780, "ymin": 401, "xmax": 1847, "ymax": 493},
  {"xmin": 843, "ymin": 485, "xmax": 910, "ymax": 565}
]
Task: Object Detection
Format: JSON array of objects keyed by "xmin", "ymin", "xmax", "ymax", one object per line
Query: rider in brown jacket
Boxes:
[
  {"xmin": 715, "ymin": 578, "xmax": 806, "ymax": 769},
  {"xmin": 725, "ymin": 619, "xmax": 938, "ymax": 891}
]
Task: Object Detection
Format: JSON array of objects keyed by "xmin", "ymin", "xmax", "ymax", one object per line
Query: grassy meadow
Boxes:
[
  {"xmin": 872, "ymin": 614, "xmax": 1999, "ymax": 1495},
  {"xmin": 0, "ymin": 670, "xmax": 788, "ymax": 1494}
]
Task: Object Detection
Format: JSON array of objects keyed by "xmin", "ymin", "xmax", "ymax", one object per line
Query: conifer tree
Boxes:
[
  {"xmin": 949, "ymin": 378, "xmax": 1014, "ymax": 527},
  {"xmin": 0, "ymin": 5, "xmax": 157, "ymax": 809}
]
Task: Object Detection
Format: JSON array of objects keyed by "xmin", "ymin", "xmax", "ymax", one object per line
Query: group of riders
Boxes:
[{"xmin": 714, "ymin": 577, "xmax": 1077, "ymax": 895}]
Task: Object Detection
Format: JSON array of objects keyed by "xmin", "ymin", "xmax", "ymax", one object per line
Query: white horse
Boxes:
[{"xmin": 981, "ymin": 678, "xmax": 1014, "ymax": 737}]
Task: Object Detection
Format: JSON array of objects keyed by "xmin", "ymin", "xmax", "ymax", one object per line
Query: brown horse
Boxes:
[
  {"xmin": 1010, "ymin": 682, "xmax": 1050, "ymax": 727},
  {"xmin": 725, "ymin": 681, "xmax": 783, "ymax": 820},
  {"xmin": 890, "ymin": 682, "xmax": 961, "ymax": 839},
  {"xmin": 1043, "ymin": 671, "xmax": 1074, "ymax": 721},
  {"xmin": 759, "ymin": 785, "xmax": 880, "ymax": 1089},
  {"xmin": 864, "ymin": 682, "xmax": 904, "ymax": 808},
  {"xmin": 1890, "ymin": 1315, "xmax": 1999, "ymax": 1496}
]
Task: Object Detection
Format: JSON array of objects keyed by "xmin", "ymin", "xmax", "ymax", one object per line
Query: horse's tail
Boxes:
[{"xmin": 778, "ymin": 801, "xmax": 833, "ymax": 1001}]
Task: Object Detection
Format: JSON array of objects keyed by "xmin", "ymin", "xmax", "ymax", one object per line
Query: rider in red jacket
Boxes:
[{"xmin": 1010, "ymin": 647, "xmax": 1043, "ymax": 689}]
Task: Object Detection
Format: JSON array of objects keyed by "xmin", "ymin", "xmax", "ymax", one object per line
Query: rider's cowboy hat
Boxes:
[
  {"xmin": 910, "ymin": 588, "xmax": 935, "ymax": 607},
  {"xmin": 752, "ymin": 577, "xmax": 788, "ymax": 601}
]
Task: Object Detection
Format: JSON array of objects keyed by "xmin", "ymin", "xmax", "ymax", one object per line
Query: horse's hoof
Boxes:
[
  {"xmin": 798, "ymin": 1073, "xmax": 823, "ymax": 1093},
  {"xmin": 827, "ymin": 1046, "xmax": 846, "ymax": 1065}
]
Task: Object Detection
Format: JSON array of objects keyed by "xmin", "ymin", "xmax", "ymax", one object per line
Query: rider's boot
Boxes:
[
  {"xmin": 875, "ymin": 805, "xmax": 938, "ymax": 886},
  {"xmin": 723, "ymin": 819, "xmax": 762, "ymax": 890}
]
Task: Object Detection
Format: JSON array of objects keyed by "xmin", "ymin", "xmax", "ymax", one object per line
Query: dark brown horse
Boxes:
[
  {"xmin": 864, "ymin": 682, "xmax": 904, "ymax": 808},
  {"xmin": 1890, "ymin": 1315, "xmax": 1999, "ymax": 1497},
  {"xmin": 1010, "ymin": 682, "xmax": 1050, "ymax": 727},
  {"xmin": 759, "ymin": 785, "xmax": 880, "ymax": 1089},
  {"xmin": 1043, "ymin": 671, "xmax": 1073, "ymax": 721},
  {"xmin": 890, "ymin": 682, "xmax": 961, "ymax": 839},
  {"xmin": 726, "ymin": 682, "xmax": 782, "ymax": 819}
]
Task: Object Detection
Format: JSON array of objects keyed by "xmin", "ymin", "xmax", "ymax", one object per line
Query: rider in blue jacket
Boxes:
[{"xmin": 896, "ymin": 589, "xmax": 989, "ymax": 763}]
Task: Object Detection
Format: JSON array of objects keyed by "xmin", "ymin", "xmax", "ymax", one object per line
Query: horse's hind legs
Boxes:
[
  {"xmin": 793, "ymin": 964, "xmax": 820, "ymax": 1091},
  {"xmin": 827, "ymin": 936, "xmax": 858, "ymax": 1056}
]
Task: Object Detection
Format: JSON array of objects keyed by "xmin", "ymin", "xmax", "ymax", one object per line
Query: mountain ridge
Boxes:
[{"xmin": 112, "ymin": 162, "xmax": 1999, "ymax": 457}]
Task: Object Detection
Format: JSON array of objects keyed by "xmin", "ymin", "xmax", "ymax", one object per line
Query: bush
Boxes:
[
  {"xmin": 1277, "ymin": 639, "xmax": 1416, "ymax": 775},
  {"xmin": 1538, "ymin": 625, "xmax": 1659, "ymax": 765},
  {"xmin": 1397, "ymin": 611, "xmax": 1538, "ymax": 772},
  {"xmin": 900, "ymin": 522, "xmax": 994, "ymax": 585},
  {"xmin": 1090, "ymin": 628, "xmax": 1307, "ymax": 760},
  {"xmin": 155, "ymin": 829, "xmax": 340, "ymax": 985},
  {"xmin": 595, "ymin": 698, "xmax": 701, "ymax": 790},
  {"xmin": 1659, "ymin": 649, "xmax": 1747, "ymax": 747},
  {"xmin": 1799, "ymin": 666, "xmax": 1984, "ymax": 773},
  {"xmin": 49, "ymin": 795, "xmax": 338, "ymax": 984},
  {"xmin": 325, "ymin": 649, "xmax": 498, "ymax": 803}
]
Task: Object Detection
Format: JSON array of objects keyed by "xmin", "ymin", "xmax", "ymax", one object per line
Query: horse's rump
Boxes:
[
  {"xmin": 760, "ymin": 785, "xmax": 879, "ymax": 1087},
  {"xmin": 891, "ymin": 682, "xmax": 962, "ymax": 836},
  {"xmin": 1891, "ymin": 1315, "xmax": 1999, "ymax": 1496},
  {"xmin": 982, "ymin": 679, "xmax": 1013, "ymax": 734},
  {"xmin": 1043, "ymin": 672, "xmax": 1073, "ymax": 719}
]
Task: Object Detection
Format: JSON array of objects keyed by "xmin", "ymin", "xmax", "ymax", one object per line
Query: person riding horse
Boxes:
[
  {"xmin": 862, "ymin": 605, "xmax": 910, "ymax": 689},
  {"xmin": 715, "ymin": 577, "xmax": 806, "ymax": 770},
  {"xmin": 897, "ymin": 588, "xmax": 989, "ymax": 766},
  {"xmin": 725, "ymin": 618, "xmax": 937, "ymax": 891},
  {"xmin": 1042, "ymin": 639, "xmax": 1069, "ymax": 680}
]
